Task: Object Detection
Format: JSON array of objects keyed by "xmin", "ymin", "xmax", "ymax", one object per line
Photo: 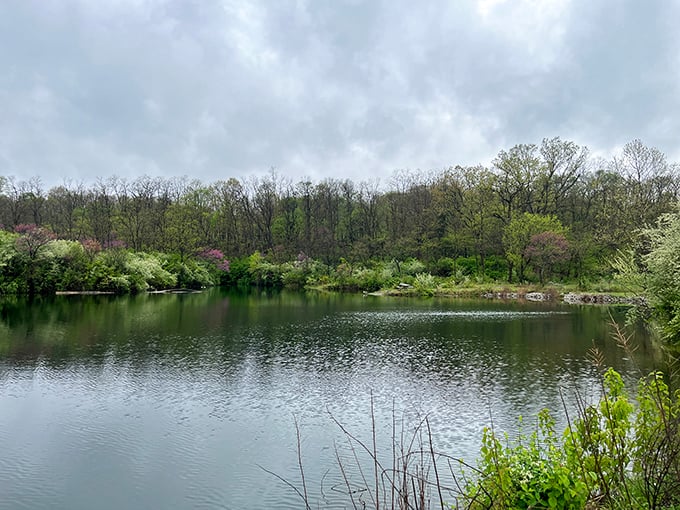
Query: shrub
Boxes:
[
  {"xmin": 124, "ymin": 252, "xmax": 176, "ymax": 292},
  {"xmin": 462, "ymin": 365, "xmax": 680, "ymax": 509},
  {"xmin": 41, "ymin": 240, "xmax": 89, "ymax": 291},
  {"xmin": 413, "ymin": 272, "xmax": 436, "ymax": 297},
  {"xmin": 0, "ymin": 230, "xmax": 19, "ymax": 267},
  {"xmin": 43, "ymin": 239, "xmax": 85, "ymax": 260},
  {"xmin": 247, "ymin": 252, "xmax": 284, "ymax": 288},
  {"xmin": 483, "ymin": 255, "xmax": 509, "ymax": 281},
  {"xmin": 455, "ymin": 256, "xmax": 479, "ymax": 276},
  {"xmin": 165, "ymin": 256, "xmax": 214, "ymax": 289},
  {"xmin": 281, "ymin": 263, "xmax": 308, "ymax": 289},
  {"xmin": 353, "ymin": 267, "xmax": 385, "ymax": 292},
  {"xmin": 86, "ymin": 257, "xmax": 116, "ymax": 291},
  {"xmin": 220, "ymin": 257, "xmax": 251, "ymax": 287},
  {"xmin": 330, "ymin": 259, "xmax": 359, "ymax": 291},
  {"xmin": 631, "ymin": 372, "xmax": 680, "ymax": 509},
  {"xmin": 431, "ymin": 257, "xmax": 457, "ymax": 277},
  {"xmin": 100, "ymin": 274, "xmax": 131, "ymax": 294},
  {"xmin": 562, "ymin": 367, "xmax": 634, "ymax": 505},
  {"xmin": 465, "ymin": 409, "xmax": 588, "ymax": 509},
  {"xmin": 644, "ymin": 212, "xmax": 680, "ymax": 347},
  {"xmin": 281, "ymin": 254, "xmax": 328, "ymax": 289},
  {"xmin": 198, "ymin": 248, "xmax": 230, "ymax": 272},
  {"xmin": 401, "ymin": 258, "xmax": 426, "ymax": 276}
]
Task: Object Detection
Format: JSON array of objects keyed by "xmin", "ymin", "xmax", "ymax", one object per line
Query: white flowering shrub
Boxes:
[
  {"xmin": 43, "ymin": 239, "xmax": 84, "ymax": 260},
  {"xmin": 124, "ymin": 252, "xmax": 176, "ymax": 291}
]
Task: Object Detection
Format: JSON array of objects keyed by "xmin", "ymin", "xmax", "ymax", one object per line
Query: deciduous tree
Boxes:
[
  {"xmin": 503, "ymin": 213, "xmax": 566, "ymax": 282},
  {"xmin": 524, "ymin": 231, "xmax": 569, "ymax": 283}
]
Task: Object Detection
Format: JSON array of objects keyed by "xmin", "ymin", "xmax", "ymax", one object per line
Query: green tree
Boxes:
[
  {"xmin": 45, "ymin": 183, "xmax": 87, "ymax": 239},
  {"xmin": 537, "ymin": 137, "xmax": 588, "ymax": 216},
  {"xmin": 212, "ymin": 178, "xmax": 250, "ymax": 256},
  {"xmin": 643, "ymin": 210, "xmax": 680, "ymax": 347},
  {"xmin": 85, "ymin": 178, "xmax": 116, "ymax": 247},
  {"xmin": 614, "ymin": 140, "xmax": 675, "ymax": 227},
  {"xmin": 493, "ymin": 143, "xmax": 542, "ymax": 222},
  {"xmin": 164, "ymin": 202, "xmax": 201, "ymax": 262},
  {"xmin": 14, "ymin": 224, "xmax": 56, "ymax": 294},
  {"xmin": 459, "ymin": 166, "xmax": 503, "ymax": 272},
  {"xmin": 0, "ymin": 229, "xmax": 20, "ymax": 293}
]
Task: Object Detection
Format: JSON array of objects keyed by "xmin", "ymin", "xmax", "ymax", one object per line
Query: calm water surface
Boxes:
[{"xmin": 0, "ymin": 289, "xmax": 659, "ymax": 509}]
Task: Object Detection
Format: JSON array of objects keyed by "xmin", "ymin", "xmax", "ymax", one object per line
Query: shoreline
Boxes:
[
  {"xmin": 366, "ymin": 287, "xmax": 646, "ymax": 305},
  {"xmin": 54, "ymin": 288, "xmax": 204, "ymax": 296},
  {"xmin": 44, "ymin": 287, "xmax": 646, "ymax": 306}
]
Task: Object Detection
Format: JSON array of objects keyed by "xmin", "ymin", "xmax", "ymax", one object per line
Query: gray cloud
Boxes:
[{"xmin": 1, "ymin": 0, "xmax": 678, "ymax": 188}]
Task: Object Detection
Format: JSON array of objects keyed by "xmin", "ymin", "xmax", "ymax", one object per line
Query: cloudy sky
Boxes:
[{"xmin": 1, "ymin": 0, "xmax": 678, "ymax": 188}]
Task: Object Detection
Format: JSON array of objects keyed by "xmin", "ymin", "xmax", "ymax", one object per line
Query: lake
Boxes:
[{"xmin": 0, "ymin": 289, "xmax": 659, "ymax": 509}]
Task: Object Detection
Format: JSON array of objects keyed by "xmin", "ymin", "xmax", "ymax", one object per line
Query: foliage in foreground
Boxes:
[
  {"xmin": 464, "ymin": 409, "xmax": 588, "ymax": 509},
  {"xmin": 463, "ymin": 366, "xmax": 680, "ymax": 509},
  {"xmin": 461, "ymin": 321, "xmax": 680, "ymax": 509}
]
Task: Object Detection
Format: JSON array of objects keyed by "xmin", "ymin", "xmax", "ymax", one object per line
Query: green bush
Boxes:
[
  {"xmin": 281, "ymin": 263, "xmax": 307, "ymax": 289},
  {"xmin": 325, "ymin": 260, "xmax": 399, "ymax": 292},
  {"xmin": 220, "ymin": 257, "xmax": 250, "ymax": 287},
  {"xmin": 562, "ymin": 368, "xmax": 634, "ymax": 505},
  {"xmin": 644, "ymin": 212, "xmax": 680, "ymax": 346},
  {"xmin": 247, "ymin": 252, "xmax": 284, "ymax": 288},
  {"xmin": 413, "ymin": 272, "xmax": 436, "ymax": 296},
  {"xmin": 401, "ymin": 258, "xmax": 426, "ymax": 276},
  {"xmin": 455, "ymin": 256, "xmax": 479, "ymax": 276},
  {"xmin": 281, "ymin": 256, "xmax": 328, "ymax": 289},
  {"xmin": 0, "ymin": 231, "xmax": 18, "ymax": 264},
  {"xmin": 353, "ymin": 267, "xmax": 385, "ymax": 292},
  {"xmin": 431, "ymin": 257, "xmax": 456, "ymax": 276},
  {"xmin": 124, "ymin": 252, "xmax": 176, "ymax": 291},
  {"xmin": 165, "ymin": 257, "xmax": 214, "ymax": 289},
  {"xmin": 632, "ymin": 372, "xmax": 680, "ymax": 508},
  {"xmin": 462, "ymin": 367, "xmax": 680, "ymax": 509},
  {"xmin": 465, "ymin": 409, "xmax": 588, "ymax": 509},
  {"xmin": 86, "ymin": 257, "xmax": 116, "ymax": 291},
  {"xmin": 329, "ymin": 259, "xmax": 358, "ymax": 291},
  {"xmin": 99, "ymin": 274, "xmax": 131, "ymax": 294},
  {"xmin": 483, "ymin": 255, "xmax": 509, "ymax": 281},
  {"xmin": 42, "ymin": 240, "xmax": 89, "ymax": 291}
]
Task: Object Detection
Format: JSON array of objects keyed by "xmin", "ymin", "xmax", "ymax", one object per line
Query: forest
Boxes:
[{"xmin": 0, "ymin": 136, "xmax": 678, "ymax": 296}]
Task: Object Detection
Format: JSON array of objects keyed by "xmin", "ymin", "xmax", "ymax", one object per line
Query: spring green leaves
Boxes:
[{"xmin": 463, "ymin": 368, "xmax": 680, "ymax": 509}]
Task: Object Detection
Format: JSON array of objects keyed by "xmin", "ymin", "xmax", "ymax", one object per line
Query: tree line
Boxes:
[{"xmin": 0, "ymin": 137, "xmax": 678, "ymax": 285}]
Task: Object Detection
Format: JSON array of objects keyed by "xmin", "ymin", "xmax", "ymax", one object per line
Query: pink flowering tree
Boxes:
[
  {"xmin": 80, "ymin": 238, "xmax": 102, "ymax": 261},
  {"xmin": 524, "ymin": 231, "xmax": 569, "ymax": 284},
  {"xmin": 199, "ymin": 248, "xmax": 230, "ymax": 272},
  {"xmin": 15, "ymin": 224, "xmax": 56, "ymax": 260}
]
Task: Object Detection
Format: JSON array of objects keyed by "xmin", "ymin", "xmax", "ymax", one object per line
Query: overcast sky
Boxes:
[{"xmin": 1, "ymin": 0, "xmax": 679, "ymax": 188}]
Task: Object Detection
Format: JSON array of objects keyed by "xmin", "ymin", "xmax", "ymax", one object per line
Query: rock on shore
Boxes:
[
  {"xmin": 481, "ymin": 291, "xmax": 646, "ymax": 305},
  {"xmin": 562, "ymin": 293, "xmax": 646, "ymax": 305}
]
